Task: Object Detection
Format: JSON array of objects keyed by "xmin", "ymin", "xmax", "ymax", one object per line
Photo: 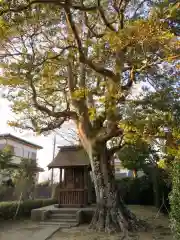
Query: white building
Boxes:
[
  {"xmin": 0, "ymin": 133, "xmax": 43, "ymax": 183},
  {"xmin": 114, "ymin": 157, "xmax": 144, "ymax": 179}
]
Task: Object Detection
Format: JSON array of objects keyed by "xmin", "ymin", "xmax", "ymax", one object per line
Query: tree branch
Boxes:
[
  {"xmin": 108, "ymin": 135, "xmax": 125, "ymax": 156},
  {"xmin": 67, "ymin": 60, "xmax": 93, "ymax": 137},
  {"xmin": 98, "ymin": 0, "xmax": 116, "ymax": 32},
  {"xmin": 96, "ymin": 124, "xmax": 123, "ymax": 143},
  {"xmin": 28, "ymin": 74, "xmax": 77, "ymax": 120},
  {"xmin": 65, "ymin": 5, "xmax": 117, "ymax": 80},
  {"xmin": 84, "ymin": 12, "xmax": 104, "ymax": 38},
  {"xmin": 121, "ymin": 67, "xmax": 135, "ymax": 90},
  {"xmin": 31, "ymin": 118, "xmax": 66, "ymax": 133},
  {"xmin": 34, "ymin": 45, "xmax": 76, "ymax": 67},
  {"xmin": 131, "ymin": 0, "xmax": 149, "ymax": 19},
  {"xmin": 0, "ymin": 0, "xmax": 98, "ymax": 16}
]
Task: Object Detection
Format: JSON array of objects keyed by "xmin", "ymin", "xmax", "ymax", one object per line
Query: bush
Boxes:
[
  {"xmin": 0, "ymin": 198, "xmax": 57, "ymax": 220},
  {"xmin": 116, "ymin": 175, "xmax": 171, "ymax": 209},
  {"xmin": 169, "ymin": 160, "xmax": 180, "ymax": 239},
  {"xmin": 116, "ymin": 176, "xmax": 154, "ymax": 205}
]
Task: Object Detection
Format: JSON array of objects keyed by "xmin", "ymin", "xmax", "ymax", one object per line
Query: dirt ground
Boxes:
[
  {"xmin": 0, "ymin": 220, "xmax": 44, "ymax": 239},
  {"xmin": 0, "ymin": 219, "xmax": 59, "ymax": 240},
  {"xmin": 50, "ymin": 205, "xmax": 173, "ymax": 240}
]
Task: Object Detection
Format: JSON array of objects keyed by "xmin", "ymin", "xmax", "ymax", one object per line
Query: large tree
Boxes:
[{"xmin": 0, "ymin": 0, "xmax": 179, "ymax": 233}]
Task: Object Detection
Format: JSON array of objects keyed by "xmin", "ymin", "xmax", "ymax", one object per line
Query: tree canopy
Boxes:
[
  {"xmin": 117, "ymin": 137, "xmax": 151, "ymax": 171},
  {"xmin": 0, "ymin": 0, "xmax": 179, "ymax": 156}
]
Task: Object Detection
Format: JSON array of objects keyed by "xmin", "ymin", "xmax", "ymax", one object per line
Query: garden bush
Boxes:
[
  {"xmin": 169, "ymin": 160, "xmax": 180, "ymax": 239},
  {"xmin": 116, "ymin": 176, "xmax": 154, "ymax": 205},
  {"xmin": 91, "ymin": 176, "xmax": 156, "ymax": 205},
  {"xmin": 0, "ymin": 198, "xmax": 57, "ymax": 220},
  {"xmin": 116, "ymin": 175, "xmax": 171, "ymax": 209}
]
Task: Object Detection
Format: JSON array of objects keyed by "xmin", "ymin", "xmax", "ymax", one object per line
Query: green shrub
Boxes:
[
  {"xmin": 116, "ymin": 175, "xmax": 171, "ymax": 209},
  {"xmin": 116, "ymin": 176, "xmax": 154, "ymax": 205},
  {"xmin": 169, "ymin": 160, "xmax": 180, "ymax": 239},
  {"xmin": 0, "ymin": 198, "xmax": 57, "ymax": 220}
]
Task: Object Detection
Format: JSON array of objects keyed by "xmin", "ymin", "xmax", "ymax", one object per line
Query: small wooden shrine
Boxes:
[{"xmin": 48, "ymin": 145, "xmax": 92, "ymax": 207}]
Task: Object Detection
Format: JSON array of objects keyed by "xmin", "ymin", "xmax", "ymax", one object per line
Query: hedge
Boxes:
[
  {"xmin": 169, "ymin": 160, "xmax": 180, "ymax": 239},
  {"xmin": 116, "ymin": 176, "xmax": 171, "ymax": 212},
  {"xmin": 0, "ymin": 198, "xmax": 57, "ymax": 220},
  {"xmin": 116, "ymin": 176, "xmax": 154, "ymax": 205}
]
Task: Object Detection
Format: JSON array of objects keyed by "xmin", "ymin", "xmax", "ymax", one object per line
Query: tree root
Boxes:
[{"xmin": 89, "ymin": 205, "xmax": 148, "ymax": 234}]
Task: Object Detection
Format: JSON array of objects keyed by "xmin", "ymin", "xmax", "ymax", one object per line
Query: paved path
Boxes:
[{"xmin": 0, "ymin": 220, "xmax": 60, "ymax": 240}]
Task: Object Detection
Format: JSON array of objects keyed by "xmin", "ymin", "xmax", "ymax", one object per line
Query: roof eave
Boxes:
[{"xmin": 0, "ymin": 134, "xmax": 43, "ymax": 149}]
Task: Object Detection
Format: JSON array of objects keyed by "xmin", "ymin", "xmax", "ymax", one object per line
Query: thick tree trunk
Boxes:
[{"xmin": 88, "ymin": 144, "xmax": 146, "ymax": 233}]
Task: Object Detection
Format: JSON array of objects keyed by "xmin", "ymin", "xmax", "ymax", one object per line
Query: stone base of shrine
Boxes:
[{"xmin": 31, "ymin": 204, "xmax": 96, "ymax": 225}]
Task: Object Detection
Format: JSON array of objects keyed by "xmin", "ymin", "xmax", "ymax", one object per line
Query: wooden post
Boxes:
[
  {"xmin": 51, "ymin": 168, "xmax": 54, "ymax": 186},
  {"xmin": 51, "ymin": 168, "xmax": 54, "ymax": 198},
  {"xmin": 73, "ymin": 168, "xmax": 75, "ymax": 186},
  {"xmin": 63, "ymin": 169, "xmax": 65, "ymax": 186},
  {"xmin": 84, "ymin": 167, "xmax": 87, "ymax": 205},
  {"xmin": 51, "ymin": 135, "xmax": 56, "ymax": 196},
  {"xmin": 59, "ymin": 168, "xmax": 62, "ymax": 184},
  {"xmin": 84, "ymin": 167, "xmax": 88, "ymax": 188}
]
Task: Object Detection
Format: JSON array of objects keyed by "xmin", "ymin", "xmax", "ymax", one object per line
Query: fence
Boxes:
[{"xmin": 0, "ymin": 185, "xmax": 52, "ymax": 201}]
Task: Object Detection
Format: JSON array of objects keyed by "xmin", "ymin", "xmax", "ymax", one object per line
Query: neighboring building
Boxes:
[
  {"xmin": 0, "ymin": 133, "xmax": 43, "ymax": 183},
  {"xmin": 114, "ymin": 156, "xmax": 144, "ymax": 179},
  {"xmin": 114, "ymin": 157, "xmax": 133, "ymax": 179}
]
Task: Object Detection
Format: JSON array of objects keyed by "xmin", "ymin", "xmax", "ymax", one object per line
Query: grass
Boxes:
[{"xmin": 50, "ymin": 205, "xmax": 173, "ymax": 240}]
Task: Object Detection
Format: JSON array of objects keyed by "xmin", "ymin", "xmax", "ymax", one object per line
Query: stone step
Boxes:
[
  {"xmin": 40, "ymin": 221, "xmax": 78, "ymax": 227},
  {"xmin": 50, "ymin": 209, "xmax": 78, "ymax": 214},
  {"xmin": 49, "ymin": 217, "xmax": 77, "ymax": 222},
  {"xmin": 50, "ymin": 213, "xmax": 76, "ymax": 219}
]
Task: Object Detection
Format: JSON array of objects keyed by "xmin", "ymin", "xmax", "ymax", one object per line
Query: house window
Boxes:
[
  {"xmin": 116, "ymin": 168, "xmax": 120, "ymax": 173},
  {"xmin": 14, "ymin": 147, "xmax": 22, "ymax": 157},
  {"xmin": 31, "ymin": 152, "xmax": 36, "ymax": 160},
  {"xmin": 23, "ymin": 150, "xmax": 29, "ymax": 158},
  {"xmin": 0, "ymin": 144, "xmax": 5, "ymax": 150}
]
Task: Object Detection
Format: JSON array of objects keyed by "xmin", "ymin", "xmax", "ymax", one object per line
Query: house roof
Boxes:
[
  {"xmin": 48, "ymin": 145, "xmax": 90, "ymax": 168},
  {"xmin": 0, "ymin": 134, "xmax": 43, "ymax": 149},
  {"xmin": 35, "ymin": 166, "xmax": 44, "ymax": 172}
]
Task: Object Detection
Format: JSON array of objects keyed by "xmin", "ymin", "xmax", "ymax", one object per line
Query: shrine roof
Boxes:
[{"xmin": 47, "ymin": 145, "xmax": 90, "ymax": 168}]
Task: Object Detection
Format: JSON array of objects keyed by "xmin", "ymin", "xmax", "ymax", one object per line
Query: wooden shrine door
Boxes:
[{"xmin": 58, "ymin": 167, "xmax": 88, "ymax": 206}]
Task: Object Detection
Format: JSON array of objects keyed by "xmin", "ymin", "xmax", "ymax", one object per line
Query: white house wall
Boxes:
[{"xmin": 0, "ymin": 139, "xmax": 37, "ymax": 165}]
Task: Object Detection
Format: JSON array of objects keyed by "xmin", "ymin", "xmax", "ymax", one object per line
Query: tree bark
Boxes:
[{"xmin": 88, "ymin": 144, "xmax": 146, "ymax": 233}]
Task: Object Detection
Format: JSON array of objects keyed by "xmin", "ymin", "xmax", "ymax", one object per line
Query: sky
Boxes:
[{"xmin": 0, "ymin": 96, "xmax": 77, "ymax": 182}]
